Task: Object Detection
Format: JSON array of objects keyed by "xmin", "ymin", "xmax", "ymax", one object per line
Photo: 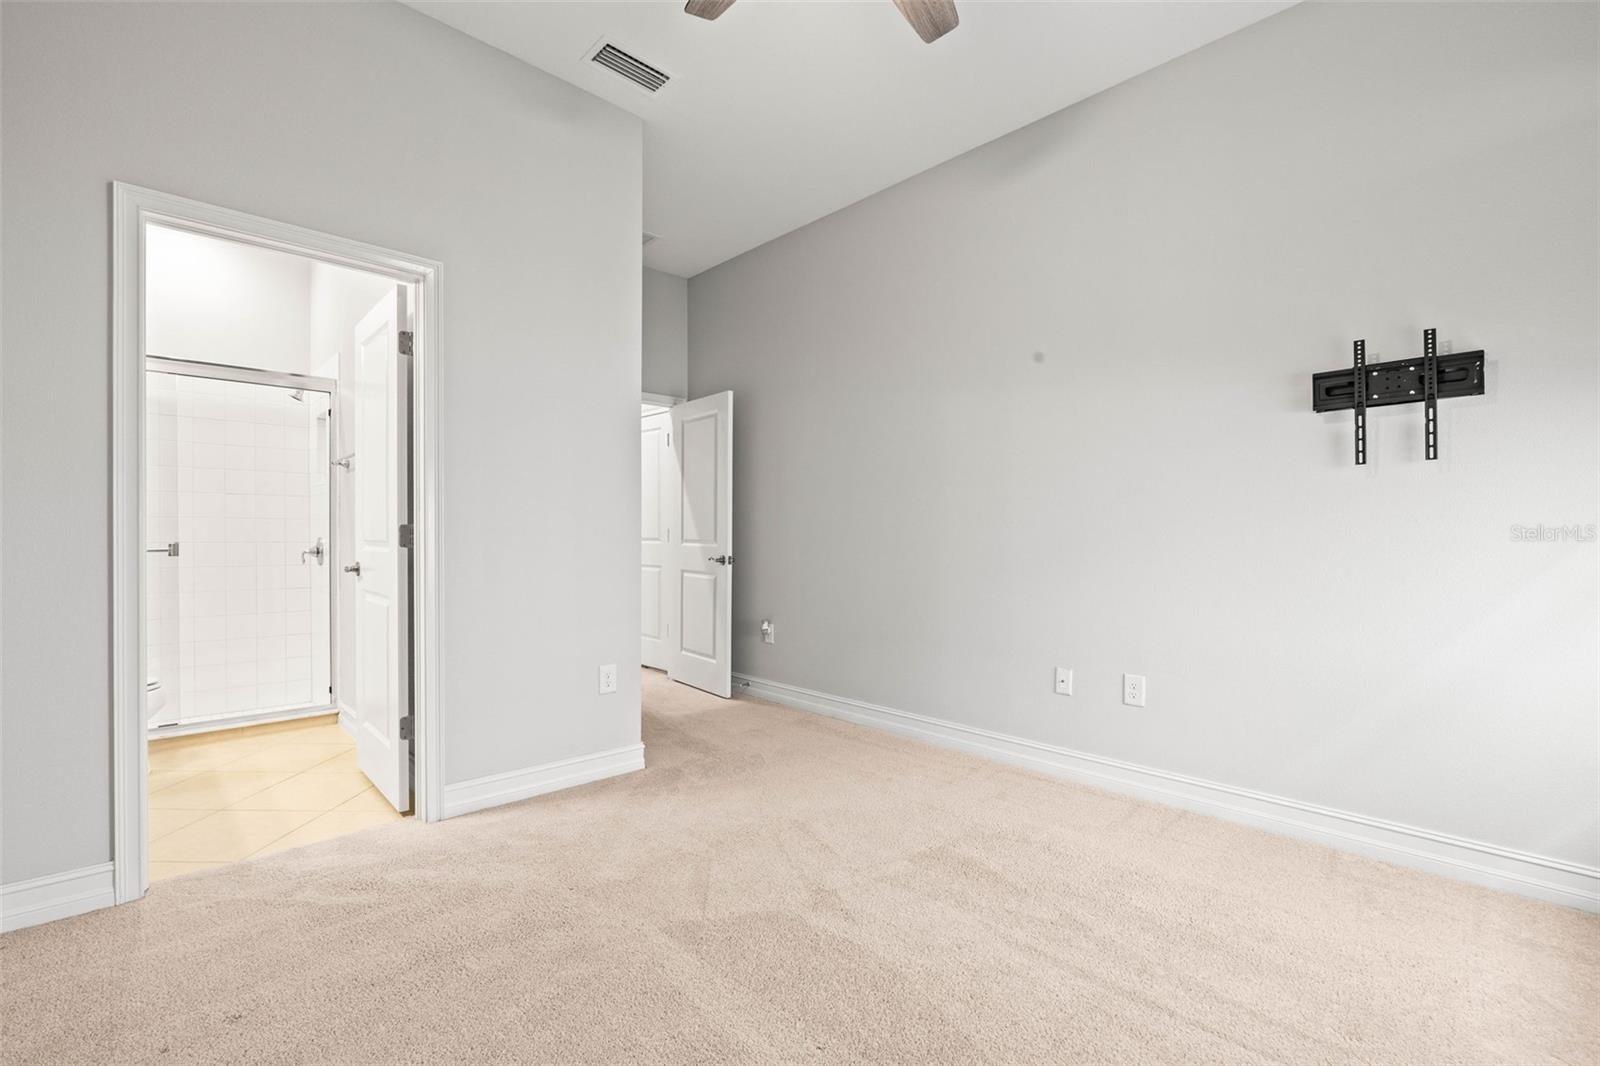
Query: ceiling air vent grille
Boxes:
[{"xmin": 591, "ymin": 43, "xmax": 670, "ymax": 94}]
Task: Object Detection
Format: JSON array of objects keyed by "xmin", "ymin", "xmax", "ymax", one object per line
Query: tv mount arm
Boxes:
[{"xmin": 1311, "ymin": 328, "xmax": 1484, "ymax": 466}]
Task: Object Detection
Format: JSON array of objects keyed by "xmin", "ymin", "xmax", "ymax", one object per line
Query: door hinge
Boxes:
[
  {"xmin": 398, "ymin": 330, "xmax": 414, "ymax": 357},
  {"xmin": 399, "ymin": 715, "xmax": 414, "ymax": 741},
  {"xmin": 398, "ymin": 523, "xmax": 412, "ymax": 548}
]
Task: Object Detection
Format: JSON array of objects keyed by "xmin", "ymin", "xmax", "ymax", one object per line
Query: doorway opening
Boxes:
[
  {"xmin": 640, "ymin": 390, "xmax": 734, "ymax": 699},
  {"xmin": 112, "ymin": 185, "xmax": 442, "ymax": 904}
]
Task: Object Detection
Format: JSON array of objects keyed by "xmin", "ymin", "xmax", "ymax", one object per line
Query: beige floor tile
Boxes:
[
  {"xmin": 149, "ymin": 770, "xmax": 294, "ymax": 809},
  {"xmin": 151, "ymin": 810, "xmax": 323, "ymax": 863},
  {"xmin": 148, "ymin": 735, "xmax": 282, "ymax": 773},
  {"xmin": 228, "ymin": 772, "xmax": 371, "ymax": 811},
  {"xmin": 215, "ymin": 743, "xmax": 354, "ymax": 773},
  {"xmin": 149, "ymin": 861, "xmax": 226, "ymax": 882},
  {"xmin": 147, "ymin": 770, "xmax": 199, "ymax": 794},
  {"xmin": 271, "ymin": 721, "xmax": 347, "ymax": 742},
  {"xmin": 251, "ymin": 810, "xmax": 403, "ymax": 858},
  {"xmin": 333, "ymin": 787, "xmax": 398, "ymax": 813},
  {"xmin": 303, "ymin": 749, "xmax": 359, "ymax": 773},
  {"xmin": 243, "ymin": 714, "xmax": 339, "ymax": 738},
  {"xmin": 149, "ymin": 807, "xmax": 213, "ymax": 841},
  {"xmin": 148, "ymin": 744, "xmax": 250, "ymax": 773}
]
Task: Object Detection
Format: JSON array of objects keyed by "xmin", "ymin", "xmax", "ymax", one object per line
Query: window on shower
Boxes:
[{"xmin": 145, "ymin": 367, "xmax": 334, "ymax": 728}]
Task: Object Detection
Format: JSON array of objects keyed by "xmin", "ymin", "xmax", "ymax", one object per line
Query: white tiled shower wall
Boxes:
[{"xmin": 146, "ymin": 373, "xmax": 330, "ymax": 726}]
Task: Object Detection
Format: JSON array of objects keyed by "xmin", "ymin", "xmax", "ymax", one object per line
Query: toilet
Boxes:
[{"xmin": 146, "ymin": 677, "xmax": 166, "ymax": 722}]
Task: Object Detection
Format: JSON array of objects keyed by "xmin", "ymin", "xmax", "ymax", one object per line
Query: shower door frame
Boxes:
[
  {"xmin": 144, "ymin": 355, "xmax": 340, "ymax": 734},
  {"xmin": 111, "ymin": 182, "xmax": 445, "ymax": 906}
]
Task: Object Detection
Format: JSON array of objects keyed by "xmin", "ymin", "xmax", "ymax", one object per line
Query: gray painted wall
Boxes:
[
  {"xmin": 643, "ymin": 268, "xmax": 689, "ymax": 398},
  {"xmin": 1, "ymin": 1, "xmax": 643, "ymax": 883},
  {"xmin": 690, "ymin": 2, "xmax": 1599, "ymax": 866}
]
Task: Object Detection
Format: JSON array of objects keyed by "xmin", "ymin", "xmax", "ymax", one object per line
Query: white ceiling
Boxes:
[{"xmin": 408, "ymin": 1, "xmax": 1293, "ymax": 277}]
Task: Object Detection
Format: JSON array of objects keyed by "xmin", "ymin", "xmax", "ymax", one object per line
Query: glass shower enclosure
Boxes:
[{"xmin": 145, "ymin": 361, "xmax": 334, "ymax": 731}]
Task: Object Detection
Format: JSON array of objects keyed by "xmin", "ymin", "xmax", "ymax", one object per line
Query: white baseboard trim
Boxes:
[
  {"xmin": 1, "ymin": 862, "xmax": 117, "ymax": 933},
  {"xmin": 735, "ymin": 673, "xmax": 1600, "ymax": 913},
  {"xmin": 337, "ymin": 702, "xmax": 356, "ymax": 738},
  {"xmin": 442, "ymin": 743, "xmax": 645, "ymax": 820}
]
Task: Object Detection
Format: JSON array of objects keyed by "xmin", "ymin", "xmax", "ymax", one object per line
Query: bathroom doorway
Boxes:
[{"xmin": 111, "ymin": 185, "xmax": 443, "ymax": 902}]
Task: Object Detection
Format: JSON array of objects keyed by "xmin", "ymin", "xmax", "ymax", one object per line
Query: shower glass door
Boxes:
[{"xmin": 146, "ymin": 367, "xmax": 334, "ymax": 729}]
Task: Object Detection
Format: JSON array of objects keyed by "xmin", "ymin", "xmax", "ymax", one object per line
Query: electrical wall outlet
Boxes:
[
  {"xmin": 761, "ymin": 619, "xmax": 776, "ymax": 645},
  {"xmin": 1122, "ymin": 673, "xmax": 1146, "ymax": 707},
  {"xmin": 598, "ymin": 664, "xmax": 618, "ymax": 695},
  {"xmin": 1054, "ymin": 667, "xmax": 1073, "ymax": 696}
]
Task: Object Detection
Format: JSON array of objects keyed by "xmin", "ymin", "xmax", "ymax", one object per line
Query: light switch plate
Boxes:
[
  {"xmin": 1054, "ymin": 667, "xmax": 1073, "ymax": 696},
  {"xmin": 598, "ymin": 664, "xmax": 618, "ymax": 695}
]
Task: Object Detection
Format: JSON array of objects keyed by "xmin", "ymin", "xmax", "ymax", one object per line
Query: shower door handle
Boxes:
[
  {"xmin": 146, "ymin": 542, "xmax": 180, "ymax": 557},
  {"xmin": 343, "ymin": 562, "xmax": 362, "ymax": 577}
]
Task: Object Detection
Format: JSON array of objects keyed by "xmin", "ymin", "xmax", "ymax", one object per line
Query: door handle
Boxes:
[
  {"xmin": 343, "ymin": 562, "xmax": 362, "ymax": 577},
  {"xmin": 707, "ymin": 555, "xmax": 734, "ymax": 565},
  {"xmin": 146, "ymin": 542, "xmax": 180, "ymax": 557}
]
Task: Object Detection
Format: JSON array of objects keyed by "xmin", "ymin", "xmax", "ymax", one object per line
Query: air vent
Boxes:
[{"xmin": 589, "ymin": 41, "xmax": 671, "ymax": 94}]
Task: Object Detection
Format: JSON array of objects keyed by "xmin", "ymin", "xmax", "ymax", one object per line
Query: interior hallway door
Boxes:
[{"xmin": 668, "ymin": 391, "xmax": 733, "ymax": 698}]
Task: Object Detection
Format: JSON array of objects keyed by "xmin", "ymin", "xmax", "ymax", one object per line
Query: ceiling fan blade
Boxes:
[
  {"xmin": 892, "ymin": 0, "xmax": 959, "ymax": 43},
  {"xmin": 684, "ymin": 0, "xmax": 737, "ymax": 20}
]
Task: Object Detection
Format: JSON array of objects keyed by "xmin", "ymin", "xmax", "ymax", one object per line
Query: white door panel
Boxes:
[
  {"xmin": 668, "ymin": 392, "xmax": 732, "ymax": 698},
  {"xmin": 640, "ymin": 411, "xmax": 675, "ymax": 670},
  {"xmin": 350, "ymin": 286, "xmax": 411, "ymax": 812},
  {"xmin": 679, "ymin": 571, "xmax": 718, "ymax": 660},
  {"xmin": 679, "ymin": 414, "xmax": 718, "ymax": 545}
]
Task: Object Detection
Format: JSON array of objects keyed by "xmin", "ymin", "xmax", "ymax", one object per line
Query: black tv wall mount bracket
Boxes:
[{"xmin": 1312, "ymin": 328, "xmax": 1484, "ymax": 465}]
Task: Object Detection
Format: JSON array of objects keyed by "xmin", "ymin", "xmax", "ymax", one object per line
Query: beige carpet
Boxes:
[{"xmin": 2, "ymin": 672, "xmax": 1596, "ymax": 1065}]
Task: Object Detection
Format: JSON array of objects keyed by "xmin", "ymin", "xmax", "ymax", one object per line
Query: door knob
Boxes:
[
  {"xmin": 707, "ymin": 555, "xmax": 734, "ymax": 565},
  {"xmin": 343, "ymin": 562, "xmax": 362, "ymax": 577}
]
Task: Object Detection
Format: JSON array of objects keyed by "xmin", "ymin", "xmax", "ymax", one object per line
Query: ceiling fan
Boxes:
[{"xmin": 684, "ymin": 0, "xmax": 959, "ymax": 44}]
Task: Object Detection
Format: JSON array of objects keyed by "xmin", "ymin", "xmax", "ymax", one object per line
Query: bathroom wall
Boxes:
[
  {"xmin": 145, "ymin": 374, "xmax": 329, "ymax": 726},
  {"xmin": 146, "ymin": 225, "xmax": 313, "ymax": 374}
]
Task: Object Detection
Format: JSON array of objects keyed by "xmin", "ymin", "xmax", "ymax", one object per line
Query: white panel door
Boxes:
[
  {"xmin": 350, "ymin": 287, "xmax": 411, "ymax": 812},
  {"xmin": 641, "ymin": 411, "xmax": 678, "ymax": 670},
  {"xmin": 669, "ymin": 391, "xmax": 732, "ymax": 698}
]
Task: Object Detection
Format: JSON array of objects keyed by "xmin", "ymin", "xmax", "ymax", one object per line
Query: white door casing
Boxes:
[
  {"xmin": 113, "ymin": 184, "xmax": 443, "ymax": 911},
  {"xmin": 669, "ymin": 391, "xmax": 733, "ymax": 698},
  {"xmin": 641, "ymin": 411, "xmax": 678, "ymax": 670},
  {"xmin": 351, "ymin": 286, "xmax": 412, "ymax": 812}
]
